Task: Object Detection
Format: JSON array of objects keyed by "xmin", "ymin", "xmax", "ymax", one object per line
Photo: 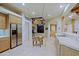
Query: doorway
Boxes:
[{"xmin": 50, "ymin": 24, "xmax": 57, "ymax": 38}]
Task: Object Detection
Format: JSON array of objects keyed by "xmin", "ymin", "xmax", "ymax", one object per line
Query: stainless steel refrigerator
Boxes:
[{"xmin": 10, "ymin": 24, "xmax": 22, "ymax": 49}]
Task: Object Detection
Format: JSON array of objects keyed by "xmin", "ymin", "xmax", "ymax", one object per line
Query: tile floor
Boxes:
[{"xmin": 0, "ymin": 37, "xmax": 57, "ymax": 56}]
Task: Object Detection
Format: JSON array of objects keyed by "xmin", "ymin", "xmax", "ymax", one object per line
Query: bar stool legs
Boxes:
[{"xmin": 32, "ymin": 36, "xmax": 43, "ymax": 47}]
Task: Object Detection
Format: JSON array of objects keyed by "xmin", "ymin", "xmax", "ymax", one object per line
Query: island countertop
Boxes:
[{"xmin": 57, "ymin": 36, "xmax": 79, "ymax": 51}]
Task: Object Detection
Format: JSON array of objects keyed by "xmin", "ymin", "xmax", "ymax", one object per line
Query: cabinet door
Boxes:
[
  {"xmin": 0, "ymin": 13, "xmax": 7, "ymax": 29},
  {"xmin": 9, "ymin": 15, "xmax": 21, "ymax": 24}
]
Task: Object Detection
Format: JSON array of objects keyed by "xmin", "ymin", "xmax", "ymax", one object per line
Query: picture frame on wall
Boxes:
[{"xmin": 37, "ymin": 24, "xmax": 44, "ymax": 33}]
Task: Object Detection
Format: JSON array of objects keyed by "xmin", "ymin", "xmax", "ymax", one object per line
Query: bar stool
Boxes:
[{"xmin": 33, "ymin": 36, "xmax": 43, "ymax": 47}]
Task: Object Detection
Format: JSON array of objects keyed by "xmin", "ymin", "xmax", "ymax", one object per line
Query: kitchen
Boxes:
[{"xmin": 0, "ymin": 6, "xmax": 22, "ymax": 53}]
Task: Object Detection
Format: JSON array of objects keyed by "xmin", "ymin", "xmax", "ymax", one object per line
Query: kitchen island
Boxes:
[{"xmin": 56, "ymin": 32, "xmax": 79, "ymax": 56}]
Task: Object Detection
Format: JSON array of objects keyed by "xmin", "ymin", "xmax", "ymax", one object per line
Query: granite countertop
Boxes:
[
  {"xmin": 0, "ymin": 35, "xmax": 9, "ymax": 38},
  {"xmin": 58, "ymin": 36, "xmax": 79, "ymax": 51}
]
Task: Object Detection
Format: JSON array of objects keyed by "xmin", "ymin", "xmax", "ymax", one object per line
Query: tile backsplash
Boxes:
[
  {"xmin": 0, "ymin": 29, "xmax": 5, "ymax": 35},
  {"xmin": 0, "ymin": 29, "xmax": 9, "ymax": 36}
]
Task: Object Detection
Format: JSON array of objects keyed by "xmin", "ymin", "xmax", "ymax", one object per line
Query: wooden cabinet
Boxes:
[
  {"xmin": 0, "ymin": 13, "xmax": 8, "ymax": 29},
  {"xmin": 0, "ymin": 37, "xmax": 10, "ymax": 53},
  {"xmin": 9, "ymin": 15, "xmax": 21, "ymax": 24}
]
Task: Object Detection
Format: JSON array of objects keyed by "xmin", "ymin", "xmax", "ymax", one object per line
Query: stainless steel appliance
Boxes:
[{"xmin": 10, "ymin": 24, "xmax": 22, "ymax": 48}]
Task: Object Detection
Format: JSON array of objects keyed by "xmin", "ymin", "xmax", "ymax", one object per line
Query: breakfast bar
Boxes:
[{"xmin": 56, "ymin": 32, "xmax": 79, "ymax": 56}]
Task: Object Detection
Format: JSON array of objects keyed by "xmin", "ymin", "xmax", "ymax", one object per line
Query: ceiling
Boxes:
[
  {"xmin": 12, "ymin": 3, "xmax": 68, "ymax": 19},
  {"xmin": 0, "ymin": 3, "xmax": 22, "ymax": 14},
  {"xmin": 0, "ymin": 3, "xmax": 76, "ymax": 20}
]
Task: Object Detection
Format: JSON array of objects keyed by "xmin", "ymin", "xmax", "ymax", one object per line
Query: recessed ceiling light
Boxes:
[
  {"xmin": 60, "ymin": 5, "xmax": 63, "ymax": 8},
  {"xmin": 22, "ymin": 3, "xmax": 25, "ymax": 6}
]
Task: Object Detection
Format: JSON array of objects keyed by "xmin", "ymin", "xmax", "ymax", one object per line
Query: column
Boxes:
[
  {"xmin": 61, "ymin": 16, "xmax": 65, "ymax": 32},
  {"xmin": 71, "ymin": 18, "xmax": 75, "ymax": 33}
]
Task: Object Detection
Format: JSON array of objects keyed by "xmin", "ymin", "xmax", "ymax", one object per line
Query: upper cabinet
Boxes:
[
  {"xmin": 9, "ymin": 15, "xmax": 21, "ymax": 24},
  {"xmin": 0, "ymin": 13, "xmax": 8, "ymax": 29},
  {"xmin": 0, "ymin": 10, "xmax": 21, "ymax": 29}
]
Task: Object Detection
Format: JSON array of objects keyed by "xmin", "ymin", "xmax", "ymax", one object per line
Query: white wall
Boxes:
[
  {"xmin": 56, "ymin": 17, "xmax": 72, "ymax": 33},
  {"xmin": 47, "ymin": 18, "xmax": 61, "ymax": 39},
  {"xmin": 48, "ymin": 17, "xmax": 64, "ymax": 33},
  {"xmin": 48, "ymin": 23, "xmax": 50, "ymax": 40},
  {"xmin": 75, "ymin": 20, "xmax": 79, "ymax": 33},
  {"xmin": 56, "ymin": 18, "xmax": 62, "ymax": 33},
  {"xmin": 22, "ymin": 15, "xmax": 32, "ymax": 47}
]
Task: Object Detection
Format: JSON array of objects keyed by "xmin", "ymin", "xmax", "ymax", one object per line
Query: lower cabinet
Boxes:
[{"xmin": 0, "ymin": 37, "xmax": 10, "ymax": 53}]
